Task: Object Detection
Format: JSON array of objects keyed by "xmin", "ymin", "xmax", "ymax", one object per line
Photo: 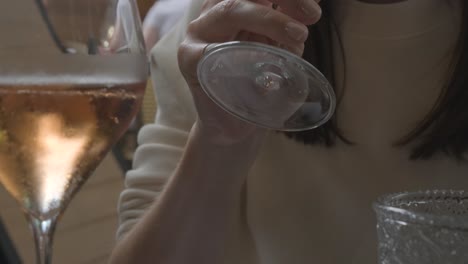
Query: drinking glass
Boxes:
[
  {"xmin": 197, "ymin": 41, "xmax": 336, "ymax": 131},
  {"xmin": 0, "ymin": 0, "xmax": 147, "ymax": 263},
  {"xmin": 373, "ymin": 190, "xmax": 468, "ymax": 264}
]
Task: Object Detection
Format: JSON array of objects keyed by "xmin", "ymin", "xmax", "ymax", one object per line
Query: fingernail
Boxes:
[
  {"xmin": 301, "ymin": 0, "xmax": 321, "ymax": 18},
  {"xmin": 285, "ymin": 22, "xmax": 308, "ymax": 42}
]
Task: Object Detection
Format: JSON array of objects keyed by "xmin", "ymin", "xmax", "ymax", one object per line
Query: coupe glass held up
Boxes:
[{"xmin": 0, "ymin": 0, "xmax": 148, "ymax": 263}]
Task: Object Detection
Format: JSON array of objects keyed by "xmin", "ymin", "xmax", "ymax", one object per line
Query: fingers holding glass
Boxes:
[
  {"xmin": 269, "ymin": 0, "xmax": 322, "ymax": 25},
  {"xmin": 180, "ymin": 0, "xmax": 335, "ymax": 131}
]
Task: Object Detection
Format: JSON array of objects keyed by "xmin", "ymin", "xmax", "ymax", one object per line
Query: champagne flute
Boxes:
[{"xmin": 0, "ymin": 0, "xmax": 147, "ymax": 263}]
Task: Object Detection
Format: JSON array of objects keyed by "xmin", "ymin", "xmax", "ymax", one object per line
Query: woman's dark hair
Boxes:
[{"xmin": 285, "ymin": 1, "xmax": 468, "ymax": 160}]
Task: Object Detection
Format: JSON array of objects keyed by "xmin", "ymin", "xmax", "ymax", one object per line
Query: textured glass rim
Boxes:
[
  {"xmin": 197, "ymin": 41, "xmax": 336, "ymax": 131},
  {"xmin": 373, "ymin": 190, "xmax": 468, "ymax": 230}
]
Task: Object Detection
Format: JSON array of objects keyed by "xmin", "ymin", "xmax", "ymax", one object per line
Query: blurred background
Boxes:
[{"xmin": 0, "ymin": 0, "xmax": 165, "ymax": 263}]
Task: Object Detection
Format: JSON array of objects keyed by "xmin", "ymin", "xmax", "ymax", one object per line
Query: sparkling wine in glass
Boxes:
[
  {"xmin": 197, "ymin": 41, "xmax": 336, "ymax": 131},
  {"xmin": 0, "ymin": 0, "xmax": 147, "ymax": 263}
]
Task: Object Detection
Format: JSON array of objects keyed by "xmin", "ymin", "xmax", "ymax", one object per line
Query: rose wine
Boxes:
[{"xmin": 0, "ymin": 80, "xmax": 145, "ymax": 220}]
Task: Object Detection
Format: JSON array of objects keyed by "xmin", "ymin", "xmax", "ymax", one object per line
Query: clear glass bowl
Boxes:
[{"xmin": 373, "ymin": 190, "xmax": 468, "ymax": 264}]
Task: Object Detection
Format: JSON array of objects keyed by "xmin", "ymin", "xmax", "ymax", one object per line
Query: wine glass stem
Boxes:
[{"xmin": 28, "ymin": 216, "xmax": 57, "ymax": 264}]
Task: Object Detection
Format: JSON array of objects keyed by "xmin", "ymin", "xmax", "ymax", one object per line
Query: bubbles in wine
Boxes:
[{"xmin": 0, "ymin": 81, "xmax": 145, "ymax": 219}]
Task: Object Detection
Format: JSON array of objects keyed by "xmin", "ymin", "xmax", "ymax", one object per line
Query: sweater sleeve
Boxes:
[{"xmin": 116, "ymin": 0, "xmax": 204, "ymax": 239}]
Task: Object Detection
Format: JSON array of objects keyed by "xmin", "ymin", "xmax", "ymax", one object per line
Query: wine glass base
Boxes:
[{"xmin": 197, "ymin": 41, "xmax": 335, "ymax": 131}]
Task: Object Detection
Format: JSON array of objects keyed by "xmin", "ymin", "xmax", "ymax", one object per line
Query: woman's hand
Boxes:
[{"xmin": 178, "ymin": 0, "xmax": 322, "ymax": 145}]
